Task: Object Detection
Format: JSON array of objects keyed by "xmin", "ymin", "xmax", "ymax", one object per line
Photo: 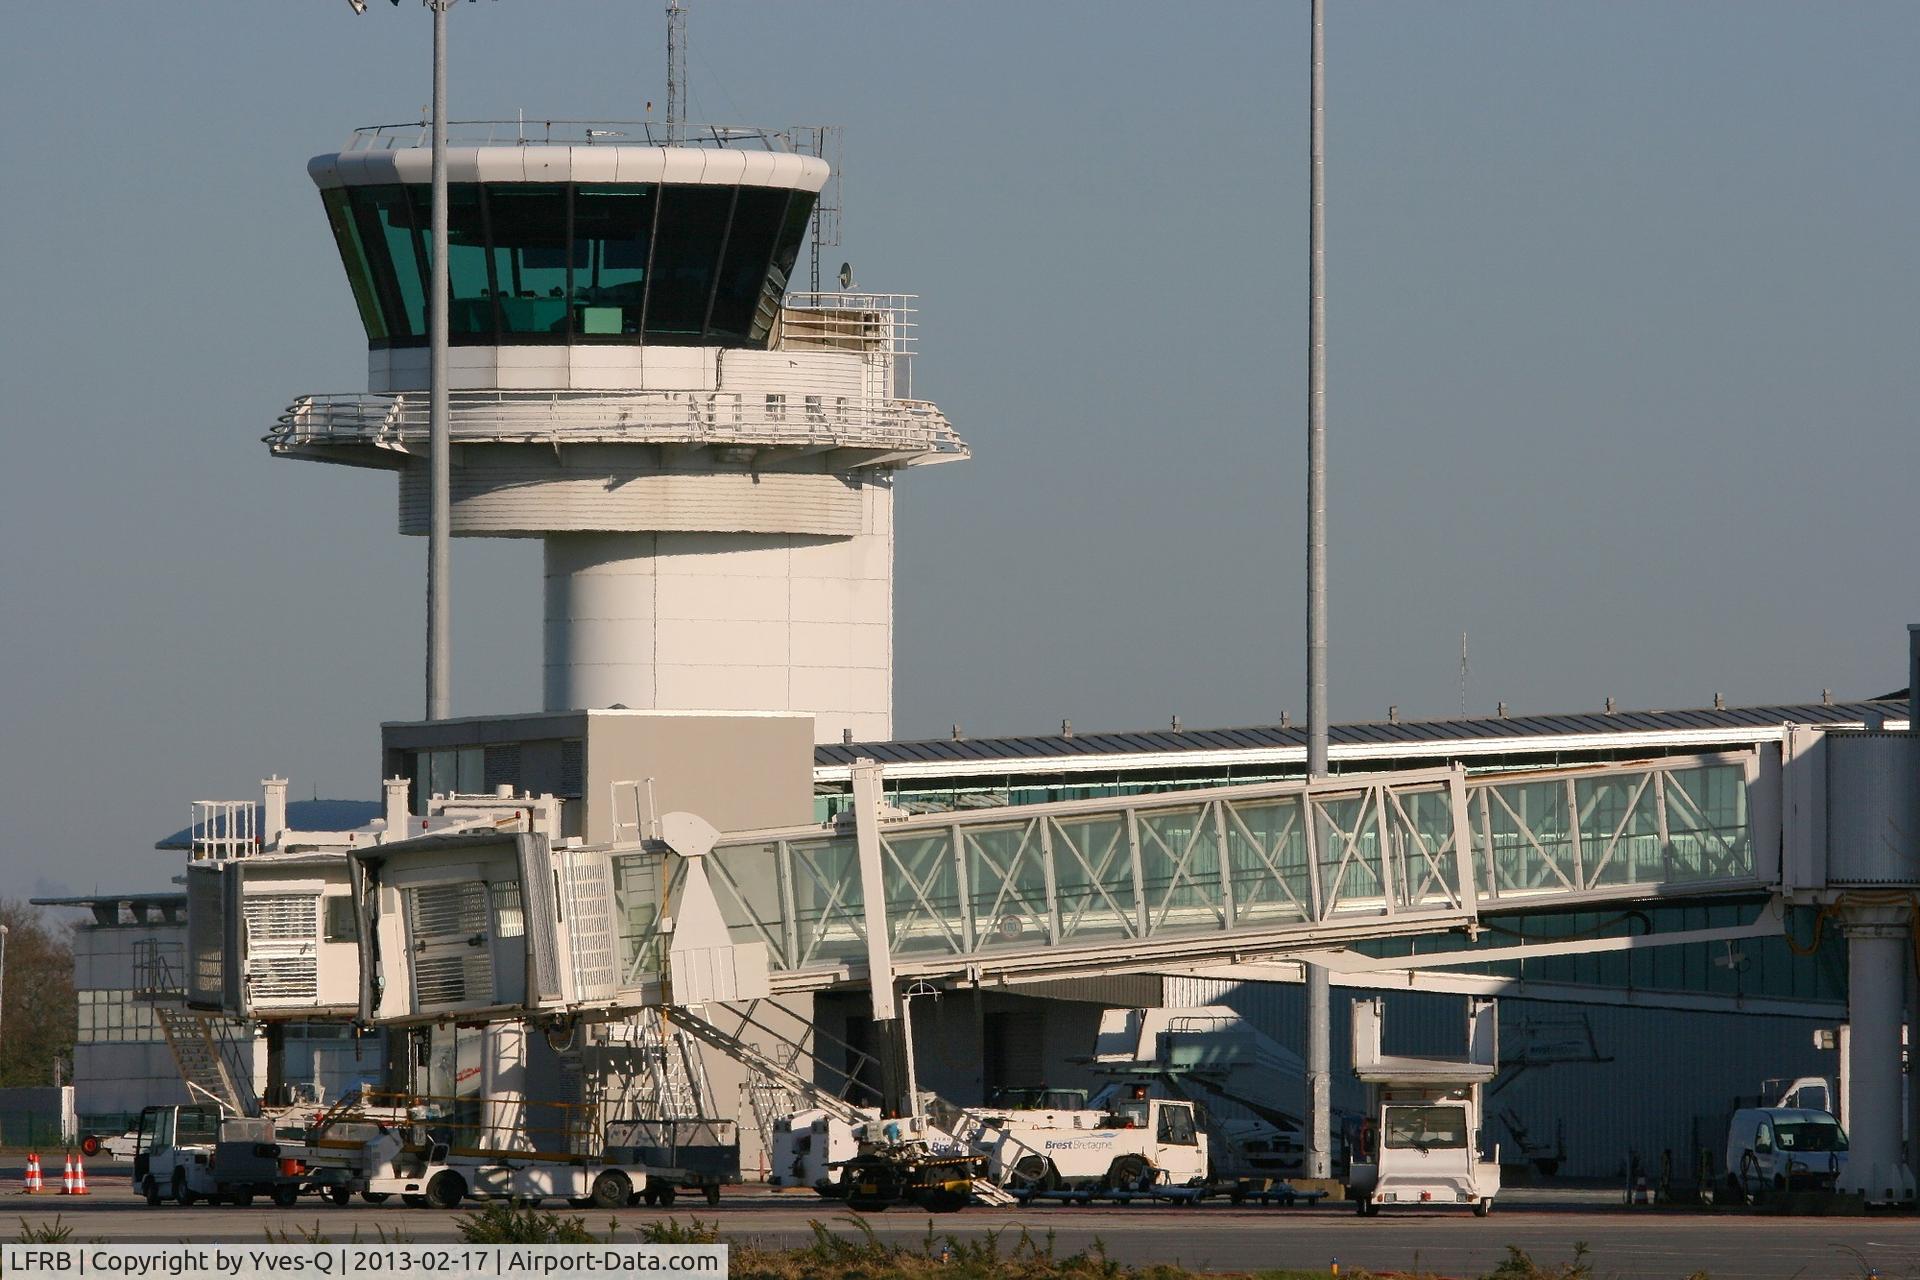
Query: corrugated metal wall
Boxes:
[{"xmin": 1162, "ymin": 976, "xmax": 1837, "ymax": 1179}]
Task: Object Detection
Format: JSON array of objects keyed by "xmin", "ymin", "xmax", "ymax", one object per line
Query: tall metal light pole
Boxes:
[
  {"xmin": 426, "ymin": 0, "xmax": 452, "ymax": 721},
  {"xmin": 348, "ymin": 0, "xmax": 455, "ymax": 730},
  {"xmin": 1303, "ymin": 0, "xmax": 1333, "ymax": 1182}
]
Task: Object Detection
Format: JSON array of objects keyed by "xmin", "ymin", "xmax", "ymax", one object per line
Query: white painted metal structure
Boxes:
[{"xmin": 279, "ymin": 126, "xmax": 966, "ymax": 742}]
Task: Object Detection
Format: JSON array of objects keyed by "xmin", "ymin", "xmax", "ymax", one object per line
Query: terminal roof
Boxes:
[{"xmin": 816, "ymin": 698, "xmax": 1905, "ymax": 768}]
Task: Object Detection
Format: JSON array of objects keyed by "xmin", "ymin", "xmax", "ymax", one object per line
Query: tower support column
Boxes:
[{"xmin": 1836, "ymin": 904, "xmax": 1916, "ymax": 1204}]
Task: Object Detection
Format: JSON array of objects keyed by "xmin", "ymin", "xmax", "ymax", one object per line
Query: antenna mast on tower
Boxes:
[
  {"xmin": 1460, "ymin": 631, "xmax": 1470, "ymax": 716},
  {"xmin": 665, "ymin": 0, "xmax": 687, "ymax": 144}
]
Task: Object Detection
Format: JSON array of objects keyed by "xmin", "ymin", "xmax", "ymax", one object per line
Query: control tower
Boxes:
[{"xmin": 274, "ymin": 123, "xmax": 967, "ymax": 741}]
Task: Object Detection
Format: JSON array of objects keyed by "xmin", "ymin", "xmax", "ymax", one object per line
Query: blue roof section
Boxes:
[
  {"xmin": 153, "ymin": 799, "xmax": 384, "ymax": 851},
  {"xmin": 814, "ymin": 699, "xmax": 1904, "ymax": 770}
]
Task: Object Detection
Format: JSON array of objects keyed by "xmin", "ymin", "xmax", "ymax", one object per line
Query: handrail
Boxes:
[
  {"xmin": 345, "ymin": 120, "xmax": 811, "ymax": 152},
  {"xmin": 269, "ymin": 390, "xmax": 968, "ymax": 461}
]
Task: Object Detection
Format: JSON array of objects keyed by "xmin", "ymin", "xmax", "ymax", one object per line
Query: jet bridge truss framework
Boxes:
[{"xmin": 607, "ymin": 750, "xmax": 1763, "ymax": 998}]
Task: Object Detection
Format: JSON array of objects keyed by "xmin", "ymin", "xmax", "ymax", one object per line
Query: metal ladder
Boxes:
[
  {"xmin": 635, "ymin": 1009, "xmax": 712, "ymax": 1121},
  {"xmin": 133, "ymin": 939, "xmax": 257, "ymax": 1117},
  {"xmin": 152, "ymin": 1004, "xmax": 257, "ymax": 1117}
]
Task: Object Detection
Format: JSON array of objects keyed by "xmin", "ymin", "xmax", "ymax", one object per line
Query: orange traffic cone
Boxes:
[
  {"xmin": 59, "ymin": 1155, "xmax": 74, "ymax": 1195},
  {"xmin": 22, "ymin": 1153, "xmax": 42, "ymax": 1194},
  {"xmin": 66, "ymin": 1155, "xmax": 89, "ymax": 1196}
]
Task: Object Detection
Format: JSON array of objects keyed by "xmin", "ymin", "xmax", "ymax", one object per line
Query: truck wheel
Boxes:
[
  {"xmin": 591, "ymin": 1172, "xmax": 630, "ymax": 1211},
  {"xmin": 361, "ymin": 1191, "xmax": 390, "ymax": 1204},
  {"xmin": 325, "ymin": 1185, "xmax": 352, "ymax": 1206},
  {"xmin": 273, "ymin": 1184, "xmax": 301, "ymax": 1208},
  {"xmin": 1011, "ymin": 1155, "xmax": 1057, "ymax": 1197},
  {"xmin": 1103, "ymin": 1155, "xmax": 1149, "ymax": 1193},
  {"xmin": 657, "ymin": 1185, "xmax": 677, "ymax": 1207},
  {"xmin": 1474, "ymin": 1197, "xmax": 1492, "ymax": 1217},
  {"xmin": 172, "ymin": 1170, "xmax": 197, "ymax": 1206},
  {"xmin": 402, "ymin": 1194, "xmax": 429, "ymax": 1209},
  {"xmin": 81, "ymin": 1135, "xmax": 103, "ymax": 1158},
  {"xmin": 641, "ymin": 1188, "xmax": 659, "ymax": 1206},
  {"xmin": 425, "ymin": 1172, "xmax": 466, "ymax": 1211},
  {"xmin": 704, "ymin": 1184, "xmax": 721, "ymax": 1207},
  {"xmin": 142, "ymin": 1176, "xmax": 162, "ymax": 1207}
]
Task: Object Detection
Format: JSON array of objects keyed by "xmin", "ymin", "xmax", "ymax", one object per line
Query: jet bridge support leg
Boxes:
[
  {"xmin": 1837, "ymin": 904, "xmax": 1917, "ymax": 1204},
  {"xmin": 852, "ymin": 759, "xmax": 911, "ymax": 1117}
]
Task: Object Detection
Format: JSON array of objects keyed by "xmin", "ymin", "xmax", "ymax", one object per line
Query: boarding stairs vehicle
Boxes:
[
  {"xmin": 132, "ymin": 1105, "xmax": 302, "ymax": 1207},
  {"xmin": 1345, "ymin": 997, "xmax": 1501, "ymax": 1217}
]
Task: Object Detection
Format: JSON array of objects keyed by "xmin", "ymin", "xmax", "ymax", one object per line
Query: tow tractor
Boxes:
[
  {"xmin": 979, "ymin": 1088, "xmax": 1210, "ymax": 1201},
  {"xmin": 1345, "ymin": 997, "xmax": 1501, "ymax": 1217},
  {"xmin": 132, "ymin": 1104, "xmax": 305, "ymax": 1207}
]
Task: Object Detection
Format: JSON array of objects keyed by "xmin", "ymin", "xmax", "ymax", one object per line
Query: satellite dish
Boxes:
[{"xmin": 838, "ymin": 261, "xmax": 854, "ymax": 290}]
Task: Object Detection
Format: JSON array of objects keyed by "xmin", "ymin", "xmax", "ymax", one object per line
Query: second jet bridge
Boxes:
[{"xmin": 351, "ymin": 750, "xmax": 1763, "ymax": 1024}]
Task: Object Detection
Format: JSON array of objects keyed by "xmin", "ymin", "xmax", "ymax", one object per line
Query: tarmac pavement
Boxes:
[{"xmin": 6, "ymin": 1162, "xmax": 1917, "ymax": 1279}]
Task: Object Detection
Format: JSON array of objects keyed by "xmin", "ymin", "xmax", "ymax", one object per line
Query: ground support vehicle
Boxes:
[
  {"xmin": 80, "ymin": 1127, "xmax": 139, "ymax": 1160},
  {"xmin": 1723, "ymin": 1105, "xmax": 1850, "ymax": 1200},
  {"xmin": 771, "ymin": 1109, "xmax": 1008, "ymax": 1210},
  {"xmin": 354, "ymin": 1129, "xmax": 652, "ymax": 1210},
  {"xmin": 1345, "ymin": 997, "xmax": 1501, "ymax": 1218},
  {"xmin": 982, "ymin": 1094, "xmax": 1210, "ymax": 1201},
  {"xmin": 132, "ymin": 1105, "xmax": 305, "ymax": 1207},
  {"xmin": 605, "ymin": 1117, "xmax": 742, "ymax": 1206}
]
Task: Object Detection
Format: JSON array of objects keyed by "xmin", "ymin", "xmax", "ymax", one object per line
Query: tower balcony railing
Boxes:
[
  {"xmin": 270, "ymin": 389, "xmax": 968, "ymax": 463},
  {"xmin": 345, "ymin": 119, "xmax": 816, "ymax": 152}
]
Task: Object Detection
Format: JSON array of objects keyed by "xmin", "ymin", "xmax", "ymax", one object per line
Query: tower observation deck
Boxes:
[{"xmin": 275, "ymin": 121, "xmax": 967, "ymax": 741}]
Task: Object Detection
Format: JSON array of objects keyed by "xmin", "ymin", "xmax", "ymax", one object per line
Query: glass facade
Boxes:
[
  {"xmin": 322, "ymin": 182, "xmax": 814, "ymax": 349},
  {"xmin": 77, "ymin": 989, "xmax": 163, "ymax": 1044}
]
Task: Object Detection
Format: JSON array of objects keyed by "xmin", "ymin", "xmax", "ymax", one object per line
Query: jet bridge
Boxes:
[{"xmin": 351, "ymin": 750, "xmax": 1766, "ymax": 1024}]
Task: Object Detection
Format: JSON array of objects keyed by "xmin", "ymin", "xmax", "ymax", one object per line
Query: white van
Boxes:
[{"xmin": 1725, "ymin": 1107, "xmax": 1849, "ymax": 1198}]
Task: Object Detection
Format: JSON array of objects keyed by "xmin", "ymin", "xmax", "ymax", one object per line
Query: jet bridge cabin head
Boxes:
[{"xmin": 186, "ymin": 855, "xmax": 360, "ymax": 1018}]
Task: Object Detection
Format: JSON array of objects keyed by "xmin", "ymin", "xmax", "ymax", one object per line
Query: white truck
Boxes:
[
  {"xmin": 132, "ymin": 1105, "xmax": 304, "ymax": 1207},
  {"xmin": 1345, "ymin": 997, "xmax": 1501, "ymax": 1217},
  {"xmin": 980, "ymin": 1091, "xmax": 1210, "ymax": 1198}
]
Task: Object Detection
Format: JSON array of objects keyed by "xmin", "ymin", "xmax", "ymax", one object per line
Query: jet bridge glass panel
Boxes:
[{"xmin": 604, "ymin": 753, "xmax": 1762, "ymax": 994}]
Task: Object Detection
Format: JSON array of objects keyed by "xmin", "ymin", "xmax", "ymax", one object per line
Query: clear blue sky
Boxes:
[{"xmin": 2, "ymin": 2, "xmax": 1915, "ymax": 898}]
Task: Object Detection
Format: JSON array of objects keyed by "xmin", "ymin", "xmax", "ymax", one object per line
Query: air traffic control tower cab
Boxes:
[{"xmin": 275, "ymin": 122, "xmax": 968, "ymax": 741}]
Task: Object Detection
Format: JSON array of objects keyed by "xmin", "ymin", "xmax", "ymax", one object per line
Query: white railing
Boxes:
[
  {"xmin": 345, "ymin": 120, "xmax": 807, "ymax": 152},
  {"xmin": 189, "ymin": 801, "xmax": 257, "ymax": 862},
  {"xmin": 269, "ymin": 389, "xmax": 967, "ymax": 462},
  {"xmin": 779, "ymin": 294, "xmax": 919, "ymax": 360}
]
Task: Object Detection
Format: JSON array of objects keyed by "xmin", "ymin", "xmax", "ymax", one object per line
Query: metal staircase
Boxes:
[{"xmin": 134, "ymin": 940, "xmax": 257, "ymax": 1116}]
